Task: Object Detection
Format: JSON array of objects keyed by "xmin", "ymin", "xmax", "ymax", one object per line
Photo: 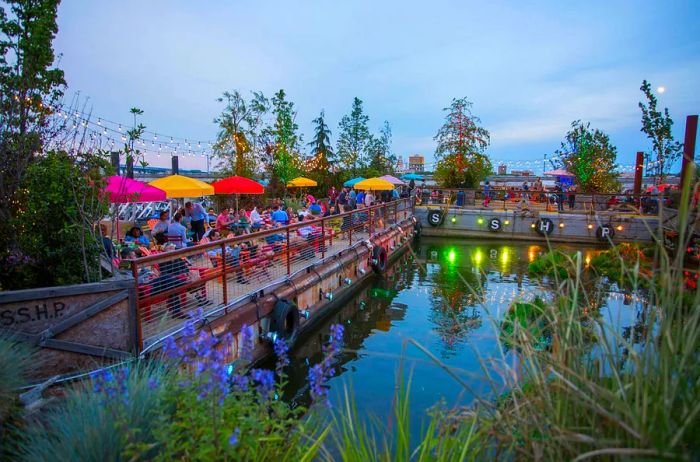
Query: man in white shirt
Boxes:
[{"xmin": 364, "ymin": 192, "xmax": 375, "ymax": 207}]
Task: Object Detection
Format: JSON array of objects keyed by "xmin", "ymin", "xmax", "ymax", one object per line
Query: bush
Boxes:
[{"xmin": 0, "ymin": 151, "xmax": 110, "ymax": 290}]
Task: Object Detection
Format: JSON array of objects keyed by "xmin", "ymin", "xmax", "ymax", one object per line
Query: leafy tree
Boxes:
[
  {"xmin": 336, "ymin": 97, "xmax": 371, "ymax": 176},
  {"xmin": 639, "ymin": 80, "xmax": 683, "ymax": 183},
  {"xmin": 307, "ymin": 110, "xmax": 334, "ymax": 187},
  {"xmin": 0, "ymin": 151, "xmax": 110, "ymax": 290},
  {"xmin": 0, "ymin": 0, "xmax": 65, "ymax": 238},
  {"xmin": 367, "ymin": 121, "xmax": 395, "ymax": 176},
  {"xmin": 433, "ymin": 97, "xmax": 492, "ymax": 188},
  {"xmin": 212, "ymin": 90, "xmax": 269, "ymax": 178},
  {"xmin": 125, "ymin": 107, "xmax": 146, "ymax": 171},
  {"xmin": 265, "ymin": 90, "xmax": 302, "ymax": 194},
  {"xmin": 555, "ymin": 120, "xmax": 620, "ymax": 193}
]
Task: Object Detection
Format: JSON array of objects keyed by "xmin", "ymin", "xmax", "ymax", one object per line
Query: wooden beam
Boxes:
[
  {"xmin": 38, "ymin": 291, "xmax": 128, "ymax": 340},
  {"xmin": 0, "ymin": 280, "xmax": 133, "ymax": 304},
  {"xmin": 42, "ymin": 339, "xmax": 133, "ymax": 360}
]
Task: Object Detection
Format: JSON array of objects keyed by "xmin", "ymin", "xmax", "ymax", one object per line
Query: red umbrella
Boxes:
[
  {"xmin": 211, "ymin": 176, "xmax": 265, "ymax": 195},
  {"xmin": 645, "ymin": 184, "xmax": 679, "ymax": 193}
]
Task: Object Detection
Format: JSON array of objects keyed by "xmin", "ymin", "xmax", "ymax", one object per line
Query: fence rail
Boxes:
[
  {"xmin": 129, "ymin": 198, "xmax": 413, "ymax": 349},
  {"xmin": 416, "ymin": 187, "xmax": 679, "ymax": 215}
]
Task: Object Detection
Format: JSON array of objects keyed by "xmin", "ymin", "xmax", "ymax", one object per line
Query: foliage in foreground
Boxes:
[{"xmin": 13, "ymin": 320, "xmax": 344, "ymax": 462}]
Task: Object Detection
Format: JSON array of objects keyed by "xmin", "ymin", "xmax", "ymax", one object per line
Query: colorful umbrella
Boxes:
[
  {"xmin": 104, "ymin": 176, "xmax": 166, "ymax": 203},
  {"xmin": 543, "ymin": 168, "xmax": 574, "ymax": 177},
  {"xmin": 354, "ymin": 177, "xmax": 395, "ymax": 191},
  {"xmin": 645, "ymin": 184, "xmax": 678, "ymax": 193},
  {"xmin": 401, "ymin": 173, "xmax": 424, "ymax": 181},
  {"xmin": 148, "ymin": 174, "xmax": 214, "ymax": 198},
  {"xmin": 287, "ymin": 177, "xmax": 317, "ymax": 188},
  {"xmin": 211, "ymin": 176, "xmax": 264, "ymax": 195},
  {"xmin": 343, "ymin": 176, "xmax": 365, "ymax": 187},
  {"xmin": 379, "ymin": 174, "xmax": 406, "ymax": 186}
]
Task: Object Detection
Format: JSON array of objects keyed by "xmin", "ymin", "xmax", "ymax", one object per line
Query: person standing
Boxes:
[
  {"xmin": 328, "ymin": 186, "xmax": 338, "ymax": 204},
  {"xmin": 568, "ymin": 184, "xmax": 577, "ymax": 210},
  {"xmin": 185, "ymin": 201, "xmax": 207, "ymax": 242}
]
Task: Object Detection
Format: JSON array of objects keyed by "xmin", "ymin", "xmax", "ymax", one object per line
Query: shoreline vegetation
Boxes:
[{"xmin": 2, "ymin": 191, "xmax": 699, "ymax": 461}]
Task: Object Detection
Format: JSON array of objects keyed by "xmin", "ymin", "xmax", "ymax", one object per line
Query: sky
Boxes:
[{"xmin": 54, "ymin": 0, "xmax": 700, "ymax": 172}]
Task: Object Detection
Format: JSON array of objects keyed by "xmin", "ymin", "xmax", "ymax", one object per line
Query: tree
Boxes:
[
  {"xmin": 307, "ymin": 110, "xmax": 334, "ymax": 187},
  {"xmin": 212, "ymin": 90, "xmax": 269, "ymax": 178},
  {"xmin": 433, "ymin": 97, "xmax": 492, "ymax": 188},
  {"xmin": 0, "ymin": 0, "xmax": 65, "ymax": 231},
  {"xmin": 265, "ymin": 90, "xmax": 302, "ymax": 194},
  {"xmin": 367, "ymin": 121, "xmax": 394, "ymax": 176},
  {"xmin": 639, "ymin": 80, "xmax": 683, "ymax": 184},
  {"xmin": 336, "ymin": 97, "xmax": 371, "ymax": 176},
  {"xmin": 555, "ymin": 120, "xmax": 620, "ymax": 193}
]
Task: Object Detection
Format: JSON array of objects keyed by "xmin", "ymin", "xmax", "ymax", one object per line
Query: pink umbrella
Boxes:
[
  {"xmin": 104, "ymin": 176, "xmax": 167, "ymax": 203},
  {"xmin": 103, "ymin": 176, "xmax": 167, "ymax": 240},
  {"xmin": 379, "ymin": 174, "xmax": 406, "ymax": 186}
]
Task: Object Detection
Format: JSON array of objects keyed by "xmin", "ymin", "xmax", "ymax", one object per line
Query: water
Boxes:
[{"xmin": 279, "ymin": 237, "xmax": 645, "ymax": 423}]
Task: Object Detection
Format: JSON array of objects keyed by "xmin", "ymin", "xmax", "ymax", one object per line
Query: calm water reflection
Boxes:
[{"xmin": 279, "ymin": 238, "xmax": 645, "ymax": 421}]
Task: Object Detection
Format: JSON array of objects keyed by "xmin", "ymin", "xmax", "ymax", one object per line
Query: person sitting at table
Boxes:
[
  {"xmin": 250, "ymin": 206, "xmax": 264, "ymax": 230},
  {"xmin": 125, "ymin": 226, "xmax": 150, "ymax": 247},
  {"xmin": 271, "ymin": 205, "xmax": 288, "ymax": 225},
  {"xmin": 167, "ymin": 213, "xmax": 189, "ymax": 248},
  {"xmin": 207, "ymin": 208, "xmax": 218, "ymax": 225},
  {"xmin": 97, "ymin": 224, "xmax": 115, "ymax": 259},
  {"xmin": 216, "ymin": 208, "xmax": 230, "ymax": 233},
  {"xmin": 152, "ymin": 211, "xmax": 169, "ymax": 245}
]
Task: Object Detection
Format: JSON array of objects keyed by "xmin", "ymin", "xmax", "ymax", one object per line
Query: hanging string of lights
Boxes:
[{"xmin": 49, "ymin": 102, "xmax": 662, "ymax": 172}]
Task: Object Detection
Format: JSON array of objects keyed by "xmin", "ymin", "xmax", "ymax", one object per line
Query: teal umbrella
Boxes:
[
  {"xmin": 343, "ymin": 176, "xmax": 365, "ymax": 187},
  {"xmin": 401, "ymin": 173, "xmax": 424, "ymax": 181}
]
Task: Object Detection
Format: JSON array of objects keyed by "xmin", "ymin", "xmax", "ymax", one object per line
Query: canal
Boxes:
[{"xmin": 277, "ymin": 237, "xmax": 645, "ymax": 423}]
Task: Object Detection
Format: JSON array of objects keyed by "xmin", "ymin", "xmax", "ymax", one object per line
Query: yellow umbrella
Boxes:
[
  {"xmin": 287, "ymin": 177, "xmax": 318, "ymax": 188},
  {"xmin": 354, "ymin": 177, "xmax": 395, "ymax": 191},
  {"xmin": 148, "ymin": 174, "xmax": 215, "ymax": 198}
]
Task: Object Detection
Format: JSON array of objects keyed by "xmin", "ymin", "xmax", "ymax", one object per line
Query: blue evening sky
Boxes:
[{"xmin": 54, "ymin": 0, "xmax": 699, "ymax": 172}]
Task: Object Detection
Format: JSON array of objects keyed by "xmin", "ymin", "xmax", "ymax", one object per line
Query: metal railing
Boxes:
[
  {"xmin": 415, "ymin": 187, "xmax": 677, "ymax": 215},
  {"xmin": 129, "ymin": 198, "xmax": 413, "ymax": 350}
]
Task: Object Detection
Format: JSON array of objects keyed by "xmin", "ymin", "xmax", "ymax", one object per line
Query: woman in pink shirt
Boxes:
[{"xmin": 216, "ymin": 208, "xmax": 230, "ymax": 233}]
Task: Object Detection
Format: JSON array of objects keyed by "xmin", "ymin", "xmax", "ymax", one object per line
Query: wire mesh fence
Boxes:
[{"xmin": 130, "ymin": 198, "xmax": 413, "ymax": 348}]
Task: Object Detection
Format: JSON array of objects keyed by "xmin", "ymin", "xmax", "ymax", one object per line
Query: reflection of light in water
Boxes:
[
  {"xmin": 585, "ymin": 255, "xmax": 591, "ymax": 266},
  {"xmin": 447, "ymin": 248, "xmax": 457, "ymax": 263},
  {"xmin": 500, "ymin": 248, "xmax": 510, "ymax": 265},
  {"xmin": 474, "ymin": 248, "xmax": 483, "ymax": 266}
]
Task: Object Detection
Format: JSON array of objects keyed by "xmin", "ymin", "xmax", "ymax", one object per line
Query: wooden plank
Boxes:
[
  {"xmin": 0, "ymin": 280, "xmax": 134, "ymax": 304},
  {"xmin": 42, "ymin": 339, "xmax": 133, "ymax": 360},
  {"xmin": 38, "ymin": 291, "xmax": 128, "ymax": 340}
]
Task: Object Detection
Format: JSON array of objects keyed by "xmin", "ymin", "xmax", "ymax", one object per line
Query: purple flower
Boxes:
[
  {"xmin": 240, "ymin": 324, "xmax": 254, "ymax": 363},
  {"xmin": 251, "ymin": 368, "xmax": 275, "ymax": 398},
  {"xmin": 307, "ymin": 324, "xmax": 344, "ymax": 406},
  {"xmin": 228, "ymin": 427, "xmax": 240, "ymax": 446},
  {"xmin": 231, "ymin": 374, "xmax": 249, "ymax": 392},
  {"xmin": 147, "ymin": 378, "xmax": 159, "ymax": 390},
  {"xmin": 273, "ymin": 338, "xmax": 289, "ymax": 374}
]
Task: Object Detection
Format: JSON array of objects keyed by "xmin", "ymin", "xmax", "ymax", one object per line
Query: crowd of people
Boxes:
[{"xmin": 103, "ymin": 182, "xmax": 412, "ymax": 264}]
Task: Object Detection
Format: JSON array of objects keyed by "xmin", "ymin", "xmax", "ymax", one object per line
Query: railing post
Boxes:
[
  {"xmin": 286, "ymin": 227, "xmax": 291, "ymax": 275},
  {"xmin": 221, "ymin": 241, "xmax": 228, "ymax": 311},
  {"xmin": 131, "ymin": 260, "xmax": 143, "ymax": 352},
  {"xmin": 393, "ymin": 201, "xmax": 397, "ymax": 225},
  {"xmin": 349, "ymin": 210, "xmax": 353, "ymax": 245},
  {"xmin": 321, "ymin": 217, "xmax": 325, "ymax": 258},
  {"xmin": 369, "ymin": 206, "xmax": 373, "ymax": 236}
]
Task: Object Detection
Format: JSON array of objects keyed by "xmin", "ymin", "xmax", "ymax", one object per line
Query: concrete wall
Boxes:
[{"xmin": 416, "ymin": 206, "xmax": 659, "ymax": 244}]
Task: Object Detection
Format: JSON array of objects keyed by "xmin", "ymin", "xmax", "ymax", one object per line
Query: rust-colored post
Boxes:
[
  {"xmin": 221, "ymin": 241, "xmax": 228, "ymax": 310},
  {"xmin": 131, "ymin": 260, "xmax": 143, "ymax": 352},
  {"xmin": 286, "ymin": 227, "xmax": 291, "ymax": 275},
  {"xmin": 349, "ymin": 210, "xmax": 353, "ymax": 245},
  {"xmin": 369, "ymin": 206, "xmax": 373, "ymax": 236},
  {"xmin": 320, "ymin": 217, "xmax": 325, "ymax": 258},
  {"xmin": 393, "ymin": 201, "xmax": 397, "ymax": 225},
  {"xmin": 634, "ymin": 151, "xmax": 645, "ymax": 210},
  {"xmin": 680, "ymin": 115, "xmax": 698, "ymax": 190}
]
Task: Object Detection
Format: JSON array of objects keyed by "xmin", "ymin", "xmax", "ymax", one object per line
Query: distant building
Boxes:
[
  {"xmin": 497, "ymin": 164, "xmax": 507, "ymax": 175},
  {"xmin": 408, "ymin": 155, "xmax": 425, "ymax": 172},
  {"xmin": 511, "ymin": 169, "xmax": 534, "ymax": 176},
  {"xmin": 396, "ymin": 156, "xmax": 405, "ymax": 173}
]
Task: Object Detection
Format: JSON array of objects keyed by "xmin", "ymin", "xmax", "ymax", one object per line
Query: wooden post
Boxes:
[{"xmin": 680, "ymin": 115, "xmax": 698, "ymax": 190}]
